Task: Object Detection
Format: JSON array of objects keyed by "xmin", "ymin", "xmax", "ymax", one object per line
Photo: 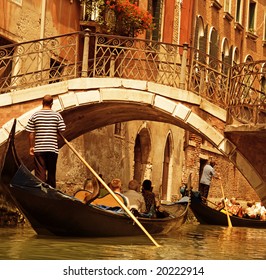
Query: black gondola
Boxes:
[
  {"xmin": 190, "ymin": 191, "xmax": 266, "ymax": 228},
  {"xmin": 0, "ymin": 120, "xmax": 188, "ymax": 237}
]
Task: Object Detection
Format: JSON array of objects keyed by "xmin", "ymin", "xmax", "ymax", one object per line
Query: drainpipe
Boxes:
[
  {"xmin": 38, "ymin": 0, "xmax": 47, "ymax": 72},
  {"xmin": 40, "ymin": 0, "xmax": 47, "ymax": 40}
]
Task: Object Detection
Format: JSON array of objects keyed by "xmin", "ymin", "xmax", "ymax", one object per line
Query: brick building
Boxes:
[
  {"xmin": 175, "ymin": 0, "xmax": 266, "ymax": 201},
  {"xmin": 1, "ymin": 0, "xmax": 264, "ymax": 202}
]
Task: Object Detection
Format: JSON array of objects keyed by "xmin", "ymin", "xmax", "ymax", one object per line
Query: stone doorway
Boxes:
[{"xmin": 133, "ymin": 128, "xmax": 151, "ymax": 185}]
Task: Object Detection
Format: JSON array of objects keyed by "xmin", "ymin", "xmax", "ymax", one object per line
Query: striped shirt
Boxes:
[{"xmin": 26, "ymin": 109, "xmax": 66, "ymax": 153}]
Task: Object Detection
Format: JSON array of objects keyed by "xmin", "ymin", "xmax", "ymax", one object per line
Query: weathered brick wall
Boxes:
[
  {"xmin": 0, "ymin": 100, "xmax": 40, "ymax": 127},
  {"xmin": 184, "ymin": 132, "xmax": 260, "ymax": 202},
  {"xmin": 197, "ymin": 0, "xmax": 266, "ymax": 62}
]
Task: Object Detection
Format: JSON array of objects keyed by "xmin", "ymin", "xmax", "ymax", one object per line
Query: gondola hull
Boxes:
[
  {"xmin": 190, "ymin": 191, "xmax": 266, "ymax": 228},
  {"xmin": 0, "ymin": 120, "xmax": 188, "ymax": 237}
]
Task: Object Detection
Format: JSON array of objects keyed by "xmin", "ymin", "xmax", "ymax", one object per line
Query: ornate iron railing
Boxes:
[
  {"xmin": 188, "ymin": 48, "xmax": 230, "ymax": 107},
  {"xmin": 88, "ymin": 34, "xmax": 185, "ymax": 88},
  {"xmin": 1, "ymin": 29, "xmax": 265, "ymax": 124},
  {"xmin": 0, "ymin": 32, "xmax": 81, "ymax": 93},
  {"xmin": 228, "ymin": 61, "xmax": 266, "ymax": 124}
]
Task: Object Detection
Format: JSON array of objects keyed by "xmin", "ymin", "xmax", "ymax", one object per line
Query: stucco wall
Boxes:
[
  {"xmin": 0, "ymin": 0, "xmax": 80, "ymax": 43},
  {"xmin": 57, "ymin": 120, "xmax": 185, "ymax": 201}
]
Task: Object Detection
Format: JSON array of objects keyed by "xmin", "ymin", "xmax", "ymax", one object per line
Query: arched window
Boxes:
[
  {"xmin": 221, "ymin": 38, "xmax": 230, "ymax": 74},
  {"xmin": 245, "ymin": 55, "xmax": 253, "ymax": 63},
  {"xmin": 194, "ymin": 16, "xmax": 206, "ymax": 64},
  {"xmin": 232, "ymin": 47, "xmax": 240, "ymax": 66},
  {"xmin": 208, "ymin": 27, "xmax": 219, "ymax": 68},
  {"xmin": 194, "ymin": 16, "xmax": 205, "ymax": 51}
]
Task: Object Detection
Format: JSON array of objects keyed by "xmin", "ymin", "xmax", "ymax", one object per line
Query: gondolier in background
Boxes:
[
  {"xmin": 198, "ymin": 160, "xmax": 216, "ymax": 202},
  {"xmin": 26, "ymin": 94, "xmax": 66, "ymax": 188}
]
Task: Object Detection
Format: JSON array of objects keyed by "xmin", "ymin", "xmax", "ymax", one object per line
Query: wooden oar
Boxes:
[
  {"xmin": 220, "ymin": 180, "xmax": 233, "ymax": 228},
  {"xmin": 59, "ymin": 133, "xmax": 161, "ymax": 247}
]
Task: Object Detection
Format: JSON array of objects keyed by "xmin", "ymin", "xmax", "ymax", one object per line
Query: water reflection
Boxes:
[{"xmin": 1, "ymin": 223, "xmax": 266, "ymax": 260}]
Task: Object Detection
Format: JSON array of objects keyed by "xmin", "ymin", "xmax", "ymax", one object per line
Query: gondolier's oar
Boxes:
[
  {"xmin": 220, "ymin": 180, "xmax": 232, "ymax": 228},
  {"xmin": 60, "ymin": 133, "xmax": 161, "ymax": 247}
]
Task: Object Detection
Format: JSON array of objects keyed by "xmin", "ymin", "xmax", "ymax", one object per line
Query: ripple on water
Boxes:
[{"xmin": 1, "ymin": 224, "xmax": 266, "ymax": 259}]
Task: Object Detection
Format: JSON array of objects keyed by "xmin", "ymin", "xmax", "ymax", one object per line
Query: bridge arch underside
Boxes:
[{"xmin": 1, "ymin": 87, "xmax": 266, "ymax": 203}]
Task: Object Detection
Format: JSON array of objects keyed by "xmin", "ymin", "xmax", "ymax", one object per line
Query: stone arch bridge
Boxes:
[{"xmin": 0, "ymin": 31, "xmax": 266, "ymax": 202}]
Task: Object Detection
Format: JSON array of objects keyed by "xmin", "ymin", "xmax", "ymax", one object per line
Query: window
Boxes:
[
  {"xmin": 235, "ymin": 0, "xmax": 243, "ymax": 24},
  {"xmin": 209, "ymin": 28, "xmax": 219, "ymax": 68},
  {"xmin": 221, "ymin": 38, "xmax": 230, "ymax": 74},
  {"xmin": 194, "ymin": 16, "xmax": 206, "ymax": 64},
  {"xmin": 248, "ymin": 0, "xmax": 257, "ymax": 33},
  {"xmin": 224, "ymin": 0, "xmax": 231, "ymax": 13},
  {"xmin": 80, "ymin": 0, "xmax": 101, "ymax": 21},
  {"xmin": 232, "ymin": 47, "xmax": 240, "ymax": 66},
  {"xmin": 147, "ymin": 0, "xmax": 163, "ymax": 41},
  {"xmin": 114, "ymin": 123, "xmax": 122, "ymax": 136}
]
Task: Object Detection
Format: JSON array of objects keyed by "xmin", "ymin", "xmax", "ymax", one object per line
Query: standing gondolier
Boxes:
[
  {"xmin": 199, "ymin": 161, "xmax": 216, "ymax": 202},
  {"xmin": 26, "ymin": 94, "xmax": 66, "ymax": 188}
]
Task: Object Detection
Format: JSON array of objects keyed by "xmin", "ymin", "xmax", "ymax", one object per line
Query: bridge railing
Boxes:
[
  {"xmin": 0, "ymin": 32, "xmax": 82, "ymax": 93},
  {"xmin": 188, "ymin": 48, "xmax": 230, "ymax": 108},
  {"xmin": 227, "ymin": 61, "xmax": 266, "ymax": 124},
  {"xmin": 84, "ymin": 32, "xmax": 187, "ymax": 89},
  {"xmin": 1, "ymin": 29, "xmax": 265, "ymax": 124}
]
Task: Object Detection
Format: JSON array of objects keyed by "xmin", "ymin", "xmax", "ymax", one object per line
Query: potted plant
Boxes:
[
  {"xmin": 81, "ymin": 0, "xmax": 154, "ymax": 37},
  {"xmin": 104, "ymin": 0, "xmax": 154, "ymax": 37}
]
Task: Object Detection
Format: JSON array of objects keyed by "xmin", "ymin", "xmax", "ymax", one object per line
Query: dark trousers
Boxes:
[
  {"xmin": 199, "ymin": 183, "xmax": 210, "ymax": 200},
  {"xmin": 34, "ymin": 152, "xmax": 58, "ymax": 188}
]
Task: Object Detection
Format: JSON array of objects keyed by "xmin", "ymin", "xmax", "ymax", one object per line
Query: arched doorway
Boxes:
[{"xmin": 133, "ymin": 128, "xmax": 151, "ymax": 184}]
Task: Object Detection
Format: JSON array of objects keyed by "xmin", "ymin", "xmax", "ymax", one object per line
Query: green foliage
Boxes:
[{"xmin": 82, "ymin": 0, "xmax": 154, "ymax": 37}]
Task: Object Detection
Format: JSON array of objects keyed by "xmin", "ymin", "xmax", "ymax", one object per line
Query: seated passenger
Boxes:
[
  {"xmin": 123, "ymin": 179, "xmax": 145, "ymax": 213},
  {"xmin": 91, "ymin": 178, "xmax": 130, "ymax": 208},
  {"xmin": 260, "ymin": 203, "xmax": 266, "ymax": 220},
  {"xmin": 253, "ymin": 201, "xmax": 266, "ymax": 220},
  {"xmin": 243, "ymin": 202, "xmax": 256, "ymax": 219},
  {"xmin": 227, "ymin": 197, "xmax": 243, "ymax": 217},
  {"xmin": 142, "ymin": 179, "xmax": 156, "ymax": 217}
]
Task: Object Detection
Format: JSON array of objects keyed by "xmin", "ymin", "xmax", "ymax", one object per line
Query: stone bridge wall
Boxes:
[{"xmin": 0, "ymin": 78, "xmax": 264, "ymax": 203}]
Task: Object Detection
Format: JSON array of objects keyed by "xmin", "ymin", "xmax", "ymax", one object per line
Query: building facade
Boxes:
[{"xmin": 1, "ymin": 0, "xmax": 264, "ymax": 203}]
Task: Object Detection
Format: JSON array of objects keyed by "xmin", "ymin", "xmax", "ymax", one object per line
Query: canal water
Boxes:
[{"xmin": 1, "ymin": 222, "xmax": 266, "ymax": 260}]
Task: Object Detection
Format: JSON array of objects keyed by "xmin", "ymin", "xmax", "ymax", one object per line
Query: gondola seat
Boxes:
[{"xmin": 74, "ymin": 190, "xmax": 128, "ymax": 207}]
